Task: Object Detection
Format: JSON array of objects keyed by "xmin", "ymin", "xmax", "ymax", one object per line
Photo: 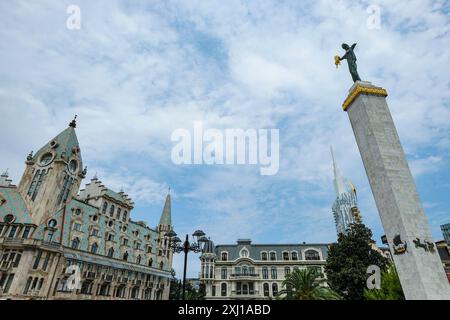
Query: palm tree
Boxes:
[{"xmin": 277, "ymin": 268, "xmax": 341, "ymax": 300}]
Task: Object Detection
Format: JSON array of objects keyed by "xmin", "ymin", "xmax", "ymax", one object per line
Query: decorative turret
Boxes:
[
  {"xmin": 17, "ymin": 118, "xmax": 84, "ymax": 225},
  {"xmin": 199, "ymin": 239, "xmax": 216, "ymax": 282},
  {"xmin": 158, "ymin": 189, "xmax": 172, "ymax": 232}
]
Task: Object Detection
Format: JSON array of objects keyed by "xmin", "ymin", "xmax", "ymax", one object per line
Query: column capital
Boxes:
[{"xmin": 342, "ymin": 81, "xmax": 388, "ymax": 111}]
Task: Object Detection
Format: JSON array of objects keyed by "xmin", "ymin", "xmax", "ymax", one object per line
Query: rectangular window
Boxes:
[
  {"xmin": 22, "ymin": 226, "xmax": 32, "ymax": 239},
  {"xmin": 262, "ymin": 268, "xmax": 268, "ymax": 279},
  {"xmin": 221, "ymin": 268, "xmax": 227, "ymax": 279},
  {"xmin": 285, "ymin": 267, "xmax": 290, "ymax": 276},
  {"xmin": 32, "ymin": 251, "xmax": 42, "ymax": 270},
  {"xmin": 211, "ymin": 285, "xmax": 216, "ymax": 296},
  {"xmin": 3, "ymin": 274, "xmax": 14, "ymax": 293},
  {"xmin": 73, "ymin": 223, "xmax": 81, "ymax": 231},
  {"xmin": 236, "ymin": 282, "xmax": 241, "ymax": 295},
  {"xmin": 271, "ymin": 268, "xmax": 277, "ymax": 279},
  {"xmin": 42, "ymin": 253, "xmax": 50, "ymax": 271},
  {"xmin": 8, "ymin": 225, "xmax": 18, "ymax": 238}
]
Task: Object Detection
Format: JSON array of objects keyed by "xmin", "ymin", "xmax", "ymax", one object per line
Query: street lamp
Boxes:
[{"xmin": 165, "ymin": 229, "xmax": 208, "ymax": 300}]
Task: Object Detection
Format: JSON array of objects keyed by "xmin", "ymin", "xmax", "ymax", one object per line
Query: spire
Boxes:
[
  {"xmin": 69, "ymin": 115, "xmax": 77, "ymax": 128},
  {"xmin": 331, "ymin": 146, "xmax": 347, "ymax": 196},
  {"xmin": 159, "ymin": 190, "xmax": 171, "ymax": 226}
]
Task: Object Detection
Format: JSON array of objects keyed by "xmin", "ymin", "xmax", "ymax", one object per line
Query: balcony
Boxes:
[
  {"xmin": 229, "ymin": 273, "xmax": 260, "ymax": 280},
  {"xmin": 84, "ymin": 271, "xmax": 97, "ymax": 280}
]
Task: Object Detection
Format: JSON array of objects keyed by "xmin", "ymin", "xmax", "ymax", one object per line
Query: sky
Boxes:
[{"xmin": 0, "ymin": 0, "xmax": 449, "ymax": 278}]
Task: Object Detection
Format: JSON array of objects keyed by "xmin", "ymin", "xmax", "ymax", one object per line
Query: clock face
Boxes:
[
  {"xmin": 40, "ymin": 153, "xmax": 53, "ymax": 166},
  {"xmin": 68, "ymin": 160, "xmax": 78, "ymax": 173}
]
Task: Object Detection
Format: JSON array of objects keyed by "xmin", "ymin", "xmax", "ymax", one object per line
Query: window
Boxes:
[
  {"xmin": 116, "ymin": 208, "xmax": 121, "ymax": 220},
  {"xmin": 212, "ymin": 285, "xmax": 216, "ymax": 297},
  {"xmin": 241, "ymin": 249, "xmax": 249, "ymax": 257},
  {"xmin": 221, "ymin": 283, "xmax": 227, "ymax": 296},
  {"xmin": 109, "ymin": 204, "xmax": 115, "ymax": 217},
  {"xmin": 283, "ymin": 252, "xmax": 289, "ymax": 260},
  {"xmin": 123, "ymin": 238, "xmax": 129, "ymax": 246},
  {"xmin": 32, "ymin": 251, "xmax": 42, "ymax": 270},
  {"xmin": 58, "ymin": 174, "xmax": 73, "ymax": 205},
  {"xmin": 31, "ymin": 170, "xmax": 46, "ymax": 201},
  {"xmin": 271, "ymin": 267, "xmax": 277, "ymax": 279},
  {"xmin": 107, "ymin": 247, "xmax": 114, "ymax": 258},
  {"xmin": 71, "ymin": 238, "xmax": 79, "ymax": 249},
  {"xmin": 42, "ymin": 253, "xmax": 50, "ymax": 271},
  {"xmin": 23, "ymin": 277, "xmax": 32, "ymax": 294},
  {"xmin": 123, "ymin": 252, "xmax": 128, "ymax": 261},
  {"xmin": 8, "ymin": 225, "xmax": 18, "ymax": 238},
  {"xmin": 272, "ymin": 283, "xmax": 278, "ymax": 296},
  {"xmin": 159, "ymin": 261, "xmax": 164, "ymax": 270},
  {"xmin": 263, "ymin": 283, "xmax": 269, "ymax": 296},
  {"xmin": 148, "ymin": 258, "xmax": 153, "ymax": 267},
  {"xmin": 90, "ymin": 229, "xmax": 99, "ymax": 237},
  {"xmin": 221, "ymin": 268, "xmax": 227, "ymax": 279},
  {"xmin": 28, "ymin": 169, "xmax": 43, "ymax": 198},
  {"xmin": 136, "ymin": 255, "xmax": 141, "ymax": 264},
  {"xmin": 146, "ymin": 245, "xmax": 152, "ymax": 254},
  {"xmin": 262, "ymin": 268, "xmax": 268, "ymax": 279},
  {"xmin": 261, "ymin": 252, "xmax": 267, "ymax": 261},
  {"xmin": 270, "ymin": 252, "xmax": 276, "ymax": 261},
  {"xmin": 285, "ymin": 267, "xmax": 290, "ymax": 276},
  {"xmin": 291, "ymin": 251, "xmax": 298, "ymax": 260},
  {"xmin": 102, "ymin": 202, "xmax": 108, "ymax": 214},
  {"xmin": 22, "ymin": 226, "xmax": 32, "ymax": 239},
  {"xmin": 221, "ymin": 252, "xmax": 228, "ymax": 261},
  {"xmin": 46, "ymin": 230, "xmax": 54, "ymax": 242},
  {"xmin": 107, "ymin": 233, "xmax": 114, "ymax": 241},
  {"xmin": 122, "ymin": 210, "xmax": 128, "ymax": 222},
  {"xmin": 90, "ymin": 243, "xmax": 98, "ymax": 254},
  {"xmin": 73, "ymin": 223, "xmax": 81, "ymax": 231},
  {"xmin": 0, "ymin": 224, "xmax": 4, "ymax": 236},
  {"xmin": 305, "ymin": 250, "xmax": 320, "ymax": 261}
]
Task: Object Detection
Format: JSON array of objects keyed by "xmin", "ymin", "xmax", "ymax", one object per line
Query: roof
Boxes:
[
  {"xmin": 33, "ymin": 126, "xmax": 83, "ymax": 170},
  {"xmin": 159, "ymin": 193, "xmax": 171, "ymax": 226},
  {"xmin": 0, "ymin": 187, "xmax": 33, "ymax": 224}
]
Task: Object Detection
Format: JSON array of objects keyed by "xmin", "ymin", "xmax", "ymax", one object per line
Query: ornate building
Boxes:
[
  {"xmin": 0, "ymin": 119, "xmax": 173, "ymax": 300},
  {"xmin": 199, "ymin": 239, "xmax": 329, "ymax": 300},
  {"xmin": 331, "ymin": 147, "xmax": 361, "ymax": 236},
  {"xmin": 441, "ymin": 223, "xmax": 450, "ymax": 245}
]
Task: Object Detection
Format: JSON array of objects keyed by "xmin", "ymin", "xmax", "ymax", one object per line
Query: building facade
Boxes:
[
  {"xmin": 331, "ymin": 147, "xmax": 361, "ymax": 236},
  {"xmin": 199, "ymin": 239, "xmax": 329, "ymax": 300},
  {"xmin": 0, "ymin": 119, "xmax": 173, "ymax": 300}
]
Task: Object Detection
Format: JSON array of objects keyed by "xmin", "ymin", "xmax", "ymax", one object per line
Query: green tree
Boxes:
[
  {"xmin": 325, "ymin": 223, "xmax": 388, "ymax": 300},
  {"xmin": 277, "ymin": 268, "xmax": 341, "ymax": 300},
  {"xmin": 364, "ymin": 264, "xmax": 405, "ymax": 300}
]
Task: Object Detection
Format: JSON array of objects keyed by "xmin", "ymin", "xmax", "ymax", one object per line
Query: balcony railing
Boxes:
[{"xmin": 230, "ymin": 273, "xmax": 259, "ymax": 279}]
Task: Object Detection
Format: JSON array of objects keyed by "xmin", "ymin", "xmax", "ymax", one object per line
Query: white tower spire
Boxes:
[{"xmin": 331, "ymin": 146, "xmax": 347, "ymax": 196}]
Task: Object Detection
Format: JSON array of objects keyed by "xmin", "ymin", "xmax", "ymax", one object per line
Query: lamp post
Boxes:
[{"xmin": 165, "ymin": 229, "xmax": 208, "ymax": 300}]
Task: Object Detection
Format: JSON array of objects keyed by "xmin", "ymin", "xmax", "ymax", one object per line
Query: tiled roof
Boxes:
[{"xmin": 0, "ymin": 187, "xmax": 33, "ymax": 224}]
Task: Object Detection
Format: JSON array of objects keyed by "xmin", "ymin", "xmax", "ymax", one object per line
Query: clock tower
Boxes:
[{"xmin": 17, "ymin": 117, "xmax": 86, "ymax": 225}]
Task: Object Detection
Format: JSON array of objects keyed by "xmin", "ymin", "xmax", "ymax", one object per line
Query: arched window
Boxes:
[
  {"xmin": 109, "ymin": 204, "xmax": 115, "ymax": 217},
  {"xmin": 285, "ymin": 267, "xmax": 290, "ymax": 276},
  {"xmin": 291, "ymin": 251, "xmax": 298, "ymax": 260},
  {"xmin": 270, "ymin": 252, "xmax": 276, "ymax": 261},
  {"xmin": 71, "ymin": 237, "xmax": 79, "ymax": 249},
  {"xmin": 102, "ymin": 202, "xmax": 108, "ymax": 214},
  {"xmin": 263, "ymin": 283, "xmax": 269, "ymax": 296},
  {"xmin": 136, "ymin": 255, "xmax": 141, "ymax": 264},
  {"xmin": 159, "ymin": 261, "xmax": 164, "ymax": 270},
  {"xmin": 58, "ymin": 175, "xmax": 74, "ymax": 205},
  {"xmin": 221, "ymin": 252, "xmax": 228, "ymax": 261},
  {"xmin": 107, "ymin": 247, "xmax": 114, "ymax": 258},
  {"xmin": 123, "ymin": 252, "xmax": 128, "ymax": 261},
  {"xmin": 272, "ymin": 283, "xmax": 278, "ymax": 296},
  {"xmin": 261, "ymin": 252, "xmax": 268, "ymax": 261},
  {"xmin": 148, "ymin": 258, "xmax": 153, "ymax": 267},
  {"xmin": 122, "ymin": 211, "xmax": 128, "ymax": 222},
  {"xmin": 116, "ymin": 208, "xmax": 121, "ymax": 220},
  {"xmin": 283, "ymin": 252, "xmax": 289, "ymax": 260},
  {"xmin": 23, "ymin": 276, "xmax": 33, "ymax": 294},
  {"xmin": 221, "ymin": 283, "xmax": 227, "ymax": 297},
  {"xmin": 90, "ymin": 243, "xmax": 98, "ymax": 254},
  {"xmin": 305, "ymin": 250, "xmax": 320, "ymax": 260}
]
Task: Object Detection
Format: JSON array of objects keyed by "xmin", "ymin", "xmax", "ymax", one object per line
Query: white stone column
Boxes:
[{"xmin": 343, "ymin": 81, "xmax": 450, "ymax": 299}]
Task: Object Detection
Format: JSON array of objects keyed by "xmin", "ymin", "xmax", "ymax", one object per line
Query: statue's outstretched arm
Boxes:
[{"xmin": 351, "ymin": 43, "xmax": 357, "ymax": 49}]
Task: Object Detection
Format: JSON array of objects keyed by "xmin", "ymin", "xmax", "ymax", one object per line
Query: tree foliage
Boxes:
[
  {"xmin": 325, "ymin": 223, "xmax": 388, "ymax": 300},
  {"xmin": 278, "ymin": 268, "xmax": 341, "ymax": 300},
  {"xmin": 364, "ymin": 264, "xmax": 405, "ymax": 300}
]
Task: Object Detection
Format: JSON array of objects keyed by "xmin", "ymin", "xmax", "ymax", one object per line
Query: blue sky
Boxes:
[{"xmin": 0, "ymin": 0, "xmax": 449, "ymax": 277}]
